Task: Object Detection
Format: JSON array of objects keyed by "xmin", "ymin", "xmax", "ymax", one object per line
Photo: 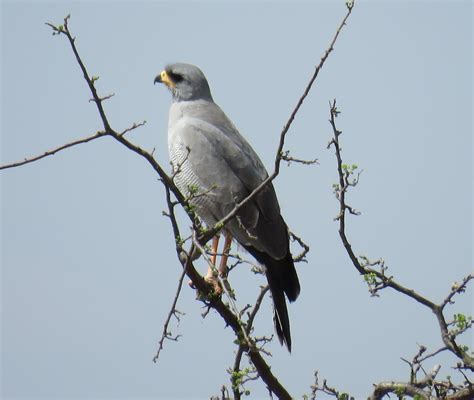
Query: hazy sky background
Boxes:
[{"xmin": 1, "ymin": 1, "xmax": 472, "ymax": 399}]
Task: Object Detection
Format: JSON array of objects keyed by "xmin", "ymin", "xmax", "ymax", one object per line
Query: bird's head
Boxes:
[{"xmin": 154, "ymin": 63, "xmax": 213, "ymax": 102}]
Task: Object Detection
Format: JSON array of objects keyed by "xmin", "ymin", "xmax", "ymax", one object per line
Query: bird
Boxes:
[{"xmin": 154, "ymin": 63, "xmax": 300, "ymax": 351}]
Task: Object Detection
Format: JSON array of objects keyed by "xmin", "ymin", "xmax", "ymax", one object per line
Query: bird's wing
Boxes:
[{"xmin": 172, "ymin": 102, "xmax": 288, "ymax": 259}]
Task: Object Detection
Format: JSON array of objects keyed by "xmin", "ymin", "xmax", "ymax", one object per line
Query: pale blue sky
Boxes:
[{"xmin": 1, "ymin": 1, "xmax": 472, "ymax": 399}]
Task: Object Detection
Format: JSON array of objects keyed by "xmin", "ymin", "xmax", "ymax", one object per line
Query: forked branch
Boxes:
[{"xmin": 327, "ymin": 100, "xmax": 473, "ymax": 399}]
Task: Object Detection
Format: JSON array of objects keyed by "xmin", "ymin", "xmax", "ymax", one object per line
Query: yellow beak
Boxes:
[{"xmin": 154, "ymin": 70, "xmax": 176, "ymax": 88}]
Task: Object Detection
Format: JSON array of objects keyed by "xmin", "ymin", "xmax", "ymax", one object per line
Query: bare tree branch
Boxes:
[
  {"xmin": 230, "ymin": 285, "xmax": 270, "ymax": 399},
  {"xmin": 43, "ymin": 16, "xmax": 185, "ymax": 207},
  {"xmin": 0, "ymin": 130, "xmax": 107, "ymax": 170},
  {"xmin": 275, "ymin": 0, "xmax": 354, "ymax": 175},
  {"xmin": 289, "ymin": 230, "xmax": 310, "ymax": 263},
  {"xmin": 309, "ymin": 371, "xmax": 354, "ymax": 400},
  {"xmin": 119, "ymin": 120, "xmax": 147, "ymax": 137},
  {"xmin": 328, "ymin": 99, "xmax": 473, "ymax": 356},
  {"xmin": 176, "ymin": 247, "xmax": 292, "ymax": 400},
  {"xmin": 152, "ymin": 267, "xmax": 186, "ymax": 363},
  {"xmin": 368, "ymin": 361, "xmax": 473, "ymax": 400},
  {"xmin": 327, "ymin": 99, "xmax": 474, "ymax": 397},
  {"xmin": 370, "ymin": 381, "xmax": 431, "ymax": 400},
  {"xmin": 280, "ymin": 150, "xmax": 319, "ymax": 166}
]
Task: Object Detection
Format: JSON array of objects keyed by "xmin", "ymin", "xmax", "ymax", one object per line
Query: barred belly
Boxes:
[{"xmin": 169, "ymin": 140, "xmax": 219, "ymax": 227}]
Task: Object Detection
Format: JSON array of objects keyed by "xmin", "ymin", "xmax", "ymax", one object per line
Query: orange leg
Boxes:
[
  {"xmin": 218, "ymin": 234, "xmax": 233, "ymax": 277},
  {"xmin": 205, "ymin": 235, "xmax": 220, "ymax": 280}
]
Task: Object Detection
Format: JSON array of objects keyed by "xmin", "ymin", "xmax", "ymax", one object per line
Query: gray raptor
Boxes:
[{"xmin": 154, "ymin": 63, "xmax": 300, "ymax": 351}]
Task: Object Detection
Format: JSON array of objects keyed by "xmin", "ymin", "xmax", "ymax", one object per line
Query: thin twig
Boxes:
[
  {"xmin": 120, "ymin": 120, "xmax": 147, "ymax": 137},
  {"xmin": 289, "ymin": 230, "xmax": 310, "ymax": 263},
  {"xmin": 0, "ymin": 130, "xmax": 107, "ymax": 170},
  {"xmin": 152, "ymin": 267, "xmax": 187, "ymax": 362},
  {"xmin": 281, "ymin": 150, "xmax": 319, "ymax": 166}
]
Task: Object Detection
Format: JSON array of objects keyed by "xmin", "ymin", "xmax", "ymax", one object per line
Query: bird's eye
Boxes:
[{"xmin": 168, "ymin": 72, "xmax": 184, "ymax": 83}]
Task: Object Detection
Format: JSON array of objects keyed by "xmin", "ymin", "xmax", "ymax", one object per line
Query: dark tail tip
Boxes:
[
  {"xmin": 265, "ymin": 254, "xmax": 298, "ymax": 352},
  {"xmin": 243, "ymin": 245, "xmax": 300, "ymax": 351},
  {"xmin": 272, "ymin": 291, "xmax": 292, "ymax": 352}
]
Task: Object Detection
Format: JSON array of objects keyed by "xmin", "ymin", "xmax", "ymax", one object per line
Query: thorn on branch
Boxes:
[
  {"xmin": 280, "ymin": 150, "xmax": 319, "ymax": 166},
  {"xmin": 89, "ymin": 93, "xmax": 115, "ymax": 103},
  {"xmin": 119, "ymin": 120, "xmax": 147, "ymax": 137}
]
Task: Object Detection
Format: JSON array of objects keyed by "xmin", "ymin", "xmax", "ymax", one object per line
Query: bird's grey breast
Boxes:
[
  {"xmin": 167, "ymin": 100, "xmax": 236, "ymax": 226},
  {"xmin": 167, "ymin": 100, "xmax": 288, "ymax": 258}
]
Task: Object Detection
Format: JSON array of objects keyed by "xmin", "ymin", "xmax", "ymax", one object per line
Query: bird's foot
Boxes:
[
  {"xmin": 187, "ymin": 275, "xmax": 223, "ymax": 296},
  {"xmin": 204, "ymin": 274, "xmax": 223, "ymax": 296}
]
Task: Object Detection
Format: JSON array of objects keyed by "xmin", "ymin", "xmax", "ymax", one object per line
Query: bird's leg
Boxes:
[
  {"xmin": 210, "ymin": 235, "xmax": 219, "ymax": 267},
  {"xmin": 204, "ymin": 235, "xmax": 222, "ymax": 294},
  {"xmin": 218, "ymin": 234, "xmax": 235, "ymax": 299},
  {"xmin": 218, "ymin": 234, "xmax": 233, "ymax": 278},
  {"xmin": 189, "ymin": 235, "xmax": 220, "ymax": 289}
]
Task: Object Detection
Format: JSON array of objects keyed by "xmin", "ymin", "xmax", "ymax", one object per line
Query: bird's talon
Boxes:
[{"xmin": 204, "ymin": 275, "xmax": 223, "ymax": 296}]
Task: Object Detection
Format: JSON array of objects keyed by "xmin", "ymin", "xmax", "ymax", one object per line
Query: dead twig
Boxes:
[{"xmin": 152, "ymin": 267, "xmax": 187, "ymax": 363}]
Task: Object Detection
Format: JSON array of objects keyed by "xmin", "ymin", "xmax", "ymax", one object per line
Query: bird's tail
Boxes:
[{"xmin": 243, "ymin": 246, "xmax": 300, "ymax": 352}]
